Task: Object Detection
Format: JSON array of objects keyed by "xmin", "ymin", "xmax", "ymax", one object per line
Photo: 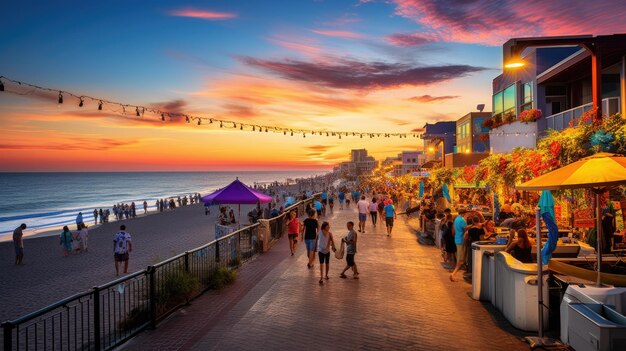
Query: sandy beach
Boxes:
[{"xmin": 0, "ymin": 202, "xmax": 257, "ymax": 322}]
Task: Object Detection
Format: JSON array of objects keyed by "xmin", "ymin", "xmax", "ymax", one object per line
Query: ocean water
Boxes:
[{"xmin": 0, "ymin": 171, "xmax": 326, "ymax": 240}]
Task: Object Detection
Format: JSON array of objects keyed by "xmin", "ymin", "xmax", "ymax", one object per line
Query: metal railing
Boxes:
[
  {"xmin": 2, "ymin": 224, "xmax": 260, "ymax": 351},
  {"xmin": 1, "ymin": 193, "xmax": 319, "ymax": 351},
  {"xmin": 545, "ymin": 96, "xmax": 621, "ymax": 131}
]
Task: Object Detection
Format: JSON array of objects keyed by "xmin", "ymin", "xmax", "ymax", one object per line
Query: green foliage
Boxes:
[
  {"xmin": 430, "ymin": 167, "xmax": 454, "ymax": 188},
  {"xmin": 118, "ymin": 306, "xmax": 150, "ymax": 331},
  {"xmin": 207, "ymin": 268, "xmax": 238, "ymax": 290},
  {"xmin": 156, "ymin": 270, "xmax": 200, "ymax": 315}
]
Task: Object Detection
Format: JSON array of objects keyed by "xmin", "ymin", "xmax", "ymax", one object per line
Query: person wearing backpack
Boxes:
[{"xmin": 340, "ymin": 221, "xmax": 359, "ymax": 279}]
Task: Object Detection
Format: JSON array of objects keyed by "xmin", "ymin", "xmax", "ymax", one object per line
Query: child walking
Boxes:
[{"xmin": 340, "ymin": 221, "xmax": 359, "ymax": 279}]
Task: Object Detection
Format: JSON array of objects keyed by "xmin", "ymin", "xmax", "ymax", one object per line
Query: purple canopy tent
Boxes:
[{"xmin": 201, "ymin": 178, "xmax": 273, "ymax": 228}]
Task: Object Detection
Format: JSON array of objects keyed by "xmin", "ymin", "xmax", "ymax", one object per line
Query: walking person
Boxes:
[
  {"xmin": 143, "ymin": 200, "xmax": 148, "ymax": 214},
  {"xmin": 356, "ymin": 195, "xmax": 369, "ymax": 233},
  {"xmin": 113, "ymin": 225, "xmax": 133, "ymax": 276},
  {"xmin": 384, "ymin": 200, "xmax": 397, "ymax": 237},
  {"xmin": 369, "ymin": 198, "xmax": 378, "ymax": 226},
  {"xmin": 338, "ymin": 191, "xmax": 345, "ymax": 210},
  {"xmin": 302, "ymin": 209, "xmax": 319, "ymax": 268},
  {"xmin": 13, "ymin": 223, "xmax": 26, "ymax": 265},
  {"xmin": 287, "ymin": 210, "xmax": 301, "ymax": 256},
  {"xmin": 317, "ymin": 221, "xmax": 336, "ymax": 285},
  {"xmin": 76, "ymin": 223, "xmax": 89, "ymax": 253},
  {"xmin": 340, "ymin": 221, "xmax": 359, "ymax": 279},
  {"xmin": 99, "ymin": 208, "xmax": 104, "ymax": 224},
  {"xmin": 75, "ymin": 212, "xmax": 84, "ymax": 231},
  {"xmin": 60, "ymin": 226, "xmax": 73, "ymax": 257},
  {"xmin": 93, "ymin": 209, "xmax": 98, "ymax": 225}
]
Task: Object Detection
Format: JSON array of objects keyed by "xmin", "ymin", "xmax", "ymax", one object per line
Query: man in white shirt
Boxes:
[
  {"xmin": 113, "ymin": 225, "xmax": 133, "ymax": 276},
  {"xmin": 356, "ymin": 195, "xmax": 369, "ymax": 233}
]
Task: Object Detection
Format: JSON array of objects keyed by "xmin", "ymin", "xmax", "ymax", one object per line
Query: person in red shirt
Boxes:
[{"xmin": 287, "ymin": 210, "xmax": 301, "ymax": 256}]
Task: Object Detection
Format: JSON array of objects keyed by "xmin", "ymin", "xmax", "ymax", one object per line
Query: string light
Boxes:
[{"xmin": 0, "ymin": 76, "xmax": 428, "ymax": 139}]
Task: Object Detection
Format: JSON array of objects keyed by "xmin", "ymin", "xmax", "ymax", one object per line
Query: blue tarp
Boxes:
[
  {"xmin": 442, "ymin": 183, "xmax": 451, "ymax": 203},
  {"xmin": 539, "ymin": 190, "xmax": 558, "ymax": 264},
  {"xmin": 419, "ymin": 181, "xmax": 424, "ymax": 198}
]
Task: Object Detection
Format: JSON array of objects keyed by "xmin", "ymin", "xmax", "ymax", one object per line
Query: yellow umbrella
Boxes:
[
  {"xmin": 517, "ymin": 152, "xmax": 626, "ymax": 286},
  {"xmin": 516, "ymin": 152, "xmax": 626, "ymax": 191},
  {"xmin": 516, "ymin": 152, "xmax": 626, "ymax": 344}
]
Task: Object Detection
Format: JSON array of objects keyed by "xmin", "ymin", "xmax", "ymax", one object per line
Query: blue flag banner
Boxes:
[
  {"xmin": 541, "ymin": 211, "xmax": 559, "ymax": 264},
  {"xmin": 493, "ymin": 192, "xmax": 500, "ymax": 222},
  {"xmin": 442, "ymin": 183, "xmax": 451, "ymax": 203},
  {"xmin": 419, "ymin": 181, "xmax": 424, "ymax": 198},
  {"xmin": 539, "ymin": 190, "xmax": 558, "ymax": 264}
]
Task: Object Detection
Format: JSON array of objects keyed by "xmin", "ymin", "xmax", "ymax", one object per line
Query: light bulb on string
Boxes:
[
  {"xmin": 185, "ymin": 116, "xmax": 190, "ymax": 123},
  {"xmin": 303, "ymin": 133, "xmax": 306, "ymax": 138},
  {"xmin": 98, "ymin": 100, "xmax": 103, "ymax": 110},
  {"xmin": 58, "ymin": 91, "xmax": 63, "ymax": 104},
  {"xmin": 220, "ymin": 121, "xmax": 223, "ymax": 128},
  {"xmin": 326, "ymin": 132, "xmax": 329, "ymax": 137},
  {"xmin": 240, "ymin": 124, "xmax": 243, "ymax": 130},
  {"xmin": 253, "ymin": 126, "xmax": 255, "ymax": 131},
  {"xmin": 161, "ymin": 114, "xmax": 165, "ymax": 122},
  {"xmin": 233, "ymin": 122, "xmax": 236, "ymax": 128},
  {"xmin": 265, "ymin": 128, "xmax": 268, "ymax": 132},
  {"xmin": 0, "ymin": 79, "xmax": 4, "ymax": 92},
  {"xmin": 284, "ymin": 131, "xmax": 286, "ymax": 135},
  {"xmin": 209, "ymin": 118, "xmax": 213, "ymax": 124},
  {"xmin": 197, "ymin": 119, "xmax": 201, "ymax": 126},
  {"xmin": 136, "ymin": 107, "xmax": 140, "ymax": 117},
  {"xmin": 339, "ymin": 134, "xmax": 342, "ymax": 139},
  {"xmin": 291, "ymin": 130, "xmax": 294, "ymax": 136},
  {"xmin": 78, "ymin": 97, "xmax": 84, "ymax": 107}
]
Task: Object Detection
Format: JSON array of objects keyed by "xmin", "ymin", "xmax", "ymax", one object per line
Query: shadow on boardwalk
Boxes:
[{"xmin": 121, "ymin": 207, "xmax": 531, "ymax": 351}]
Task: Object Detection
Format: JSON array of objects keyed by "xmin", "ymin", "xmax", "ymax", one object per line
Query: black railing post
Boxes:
[
  {"xmin": 93, "ymin": 287, "xmax": 101, "ymax": 351},
  {"xmin": 3, "ymin": 322, "xmax": 13, "ymax": 351},
  {"xmin": 148, "ymin": 267, "xmax": 157, "ymax": 329},
  {"xmin": 184, "ymin": 252, "xmax": 189, "ymax": 273}
]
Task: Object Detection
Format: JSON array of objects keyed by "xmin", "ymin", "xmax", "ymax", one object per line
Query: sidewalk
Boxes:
[{"xmin": 121, "ymin": 206, "xmax": 531, "ymax": 351}]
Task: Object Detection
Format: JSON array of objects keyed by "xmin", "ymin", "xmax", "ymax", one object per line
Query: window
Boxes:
[
  {"xmin": 520, "ymin": 82, "xmax": 533, "ymax": 111},
  {"xmin": 493, "ymin": 83, "xmax": 516, "ymax": 123}
]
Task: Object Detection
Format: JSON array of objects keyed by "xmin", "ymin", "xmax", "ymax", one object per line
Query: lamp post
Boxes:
[{"xmin": 502, "ymin": 35, "xmax": 626, "ymax": 125}]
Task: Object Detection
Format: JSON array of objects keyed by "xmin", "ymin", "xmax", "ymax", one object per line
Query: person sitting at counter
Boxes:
[{"xmin": 505, "ymin": 229, "xmax": 533, "ymax": 263}]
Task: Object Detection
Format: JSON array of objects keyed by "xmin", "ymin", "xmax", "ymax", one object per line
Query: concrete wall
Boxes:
[{"xmin": 489, "ymin": 121, "xmax": 538, "ymax": 154}]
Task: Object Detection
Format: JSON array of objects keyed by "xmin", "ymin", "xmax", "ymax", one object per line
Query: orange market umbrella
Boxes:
[
  {"xmin": 516, "ymin": 152, "xmax": 626, "ymax": 346},
  {"xmin": 516, "ymin": 152, "xmax": 626, "ymax": 191},
  {"xmin": 517, "ymin": 152, "xmax": 626, "ymax": 285}
]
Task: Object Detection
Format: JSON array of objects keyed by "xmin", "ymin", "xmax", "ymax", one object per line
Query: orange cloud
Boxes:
[
  {"xmin": 267, "ymin": 36, "xmax": 322, "ymax": 56},
  {"xmin": 169, "ymin": 8, "xmax": 237, "ymax": 20},
  {"xmin": 311, "ymin": 29, "xmax": 364, "ymax": 39},
  {"xmin": 408, "ymin": 95, "xmax": 459, "ymax": 103}
]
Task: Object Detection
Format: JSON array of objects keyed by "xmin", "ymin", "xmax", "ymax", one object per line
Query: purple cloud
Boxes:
[
  {"xmin": 386, "ymin": 33, "xmax": 433, "ymax": 47},
  {"xmin": 239, "ymin": 56, "xmax": 486, "ymax": 90},
  {"xmin": 408, "ymin": 95, "xmax": 459, "ymax": 103}
]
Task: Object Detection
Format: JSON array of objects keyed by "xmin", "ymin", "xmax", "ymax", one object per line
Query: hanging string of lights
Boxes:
[{"xmin": 0, "ymin": 75, "xmax": 427, "ymax": 139}]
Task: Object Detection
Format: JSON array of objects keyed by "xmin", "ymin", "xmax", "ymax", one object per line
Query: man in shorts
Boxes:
[
  {"xmin": 113, "ymin": 225, "xmax": 133, "ymax": 276},
  {"xmin": 450, "ymin": 209, "xmax": 468, "ymax": 281},
  {"xmin": 340, "ymin": 221, "xmax": 359, "ymax": 279},
  {"xmin": 384, "ymin": 200, "xmax": 396, "ymax": 237},
  {"xmin": 301, "ymin": 209, "xmax": 319, "ymax": 268},
  {"xmin": 313, "ymin": 197, "xmax": 323, "ymax": 218},
  {"xmin": 338, "ymin": 191, "xmax": 345, "ymax": 209},
  {"xmin": 356, "ymin": 195, "xmax": 369, "ymax": 233},
  {"xmin": 13, "ymin": 223, "xmax": 26, "ymax": 265}
]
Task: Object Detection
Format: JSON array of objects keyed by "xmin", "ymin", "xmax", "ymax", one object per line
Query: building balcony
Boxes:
[{"xmin": 545, "ymin": 97, "xmax": 621, "ymax": 132}]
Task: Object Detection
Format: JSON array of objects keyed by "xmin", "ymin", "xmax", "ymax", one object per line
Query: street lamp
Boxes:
[{"xmin": 503, "ymin": 34, "xmax": 626, "ymax": 125}]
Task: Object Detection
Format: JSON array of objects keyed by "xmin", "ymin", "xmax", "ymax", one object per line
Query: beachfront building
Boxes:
[
  {"xmin": 489, "ymin": 34, "xmax": 626, "ymax": 154},
  {"xmin": 421, "ymin": 121, "xmax": 456, "ymax": 167},
  {"xmin": 339, "ymin": 149, "xmax": 378, "ymax": 179},
  {"xmin": 393, "ymin": 151, "xmax": 425, "ymax": 176},
  {"xmin": 455, "ymin": 112, "xmax": 491, "ymax": 154}
]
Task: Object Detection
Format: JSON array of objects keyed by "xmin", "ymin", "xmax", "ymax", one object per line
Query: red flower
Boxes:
[{"xmin": 550, "ymin": 141, "xmax": 561, "ymax": 157}]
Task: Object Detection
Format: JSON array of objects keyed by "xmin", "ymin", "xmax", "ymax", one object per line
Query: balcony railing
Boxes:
[{"xmin": 545, "ymin": 97, "xmax": 621, "ymax": 131}]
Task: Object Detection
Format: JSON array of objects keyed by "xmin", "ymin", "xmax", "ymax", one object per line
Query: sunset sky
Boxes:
[{"xmin": 1, "ymin": 0, "xmax": 623, "ymax": 171}]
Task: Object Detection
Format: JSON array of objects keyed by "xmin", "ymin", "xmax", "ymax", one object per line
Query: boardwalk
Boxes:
[
  {"xmin": 121, "ymin": 206, "xmax": 531, "ymax": 351},
  {"xmin": 0, "ymin": 203, "xmax": 242, "ymax": 323}
]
